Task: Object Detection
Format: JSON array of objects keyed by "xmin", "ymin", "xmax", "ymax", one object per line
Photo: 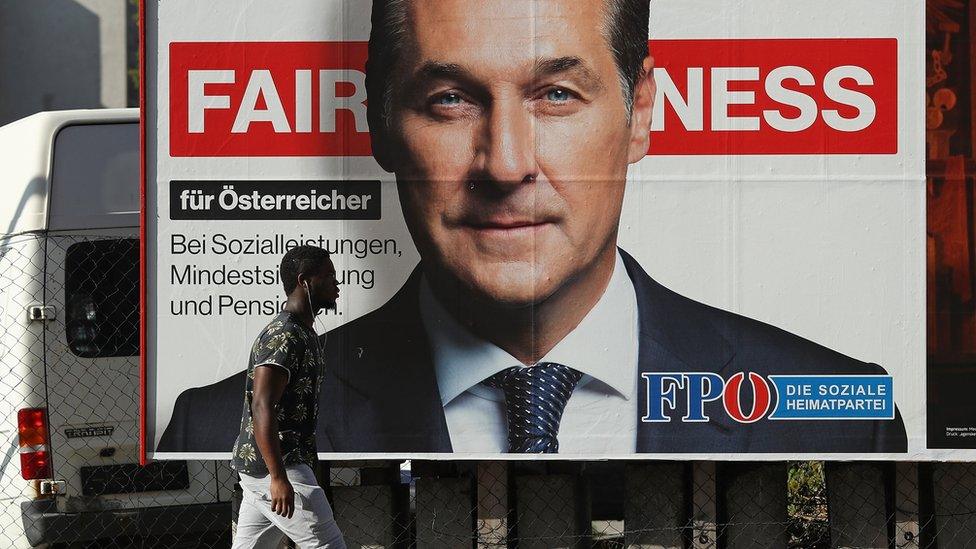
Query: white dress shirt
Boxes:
[{"xmin": 419, "ymin": 252, "xmax": 640, "ymax": 455}]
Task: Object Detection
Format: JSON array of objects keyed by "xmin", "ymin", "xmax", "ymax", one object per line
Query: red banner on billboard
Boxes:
[
  {"xmin": 169, "ymin": 41, "xmax": 371, "ymax": 157},
  {"xmin": 648, "ymin": 38, "xmax": 897, "ymax": 155}
]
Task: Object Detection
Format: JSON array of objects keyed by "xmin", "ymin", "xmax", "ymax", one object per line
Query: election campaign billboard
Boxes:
[{"xmin": 142, "ymin": 0, "xmax": 931, "ymax": 461}]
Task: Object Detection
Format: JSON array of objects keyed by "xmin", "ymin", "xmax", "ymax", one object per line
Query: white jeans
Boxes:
[{"xmin": 233, "ymin": 464, "xmax": 346, "ymax": 549}]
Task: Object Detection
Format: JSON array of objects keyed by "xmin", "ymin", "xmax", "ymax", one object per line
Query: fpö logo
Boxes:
[
  {"xmin": 641, "ymin": 373, "xmax": 895, "ymax": 423},
  {"xmin": 169, "ymin": 38, "xmax": 897, "ymax": 157}
]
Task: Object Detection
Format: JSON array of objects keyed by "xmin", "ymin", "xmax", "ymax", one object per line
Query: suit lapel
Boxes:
[
  {"xmin": 619, "ymin": 250, "xmax": 739, "ymax": 453},
  {"xmin": 326, "ymin": 267, "xmax": 452, "ymax": 453}
]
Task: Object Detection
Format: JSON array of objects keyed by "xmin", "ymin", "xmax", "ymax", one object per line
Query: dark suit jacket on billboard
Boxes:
[{"xmin": 157, "ymin": 249, "xmax": 908, "ymax": 454}]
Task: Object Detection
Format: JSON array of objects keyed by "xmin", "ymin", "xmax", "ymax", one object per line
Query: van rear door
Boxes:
[{"xmin": 42, "ymin": 121, "xmax": 233, "ymax": 517}]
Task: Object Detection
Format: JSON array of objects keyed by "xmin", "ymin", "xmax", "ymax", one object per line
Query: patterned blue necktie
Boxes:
[{"xmin": 485, "ymin": 362, "xmax": 583, "ymax": 453}]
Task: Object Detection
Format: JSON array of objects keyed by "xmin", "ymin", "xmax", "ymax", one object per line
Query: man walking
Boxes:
[{"xmin": 230, "ymin": 246, "xmax": 345, "ymax": 548}]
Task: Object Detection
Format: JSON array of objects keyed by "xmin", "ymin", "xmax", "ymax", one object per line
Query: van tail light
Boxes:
[{"xmin": 18, "ymin": 408, "xmax": 52, "ymax": 480}]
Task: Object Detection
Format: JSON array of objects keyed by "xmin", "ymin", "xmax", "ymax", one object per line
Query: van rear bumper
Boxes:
[{"xmin": 21, "ymin": 499, "xmax": 230, "ymax": 547}]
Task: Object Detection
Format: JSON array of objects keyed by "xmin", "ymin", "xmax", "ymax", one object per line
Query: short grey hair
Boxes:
[{"xmin": 365, "ymin": 0, "xmax": 650, "ymax": 138}]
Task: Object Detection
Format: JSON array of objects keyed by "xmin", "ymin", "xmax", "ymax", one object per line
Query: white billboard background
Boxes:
[{"xmin": 146, "ymin": 0, "xmax": 928, "ymax": 459}]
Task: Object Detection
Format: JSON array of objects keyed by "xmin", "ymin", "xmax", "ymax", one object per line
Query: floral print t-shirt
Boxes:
[{"xmin": 231, "ymin": 311, "xmax": 324, "ymax": 475}]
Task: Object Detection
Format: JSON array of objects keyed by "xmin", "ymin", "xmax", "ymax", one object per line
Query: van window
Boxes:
[
  {"xmin": 50, "ymin": 123, "xmax": 139, "ymax": 231},
  {"xmin": 64, "ymin": 239, "xmax": 139, "ymax": 358}
]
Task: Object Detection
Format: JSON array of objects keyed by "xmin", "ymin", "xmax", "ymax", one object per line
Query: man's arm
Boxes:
[{"xmin": 251, "ymin": 365, "xmax": 295, "ymax": 518}]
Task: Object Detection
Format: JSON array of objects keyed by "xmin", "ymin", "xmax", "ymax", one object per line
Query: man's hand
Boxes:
[{"xmin": 270, "ymin": 475, "xmax": 295, "ymax": 518}]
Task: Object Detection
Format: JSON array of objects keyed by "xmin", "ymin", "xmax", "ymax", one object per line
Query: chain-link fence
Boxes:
[
  {"xmin": 4, "ymin": 232, "xmax": 976, "ymax": 548},
  {"xmin": 1, "ymin": 233, "xmax": 234, "ymax": 548},
  {"xmin": 321, "ymin": 460, "xmax": 976, "ymax": 548}
]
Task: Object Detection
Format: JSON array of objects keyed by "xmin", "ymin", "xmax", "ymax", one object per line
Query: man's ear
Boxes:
[
  {"xmin": 627, "ymin": 55, "xmax": 656, "ymax": 164},
  {"xmin": 294, "ymin": 273, "xmax": 310, "ymax": 295}
]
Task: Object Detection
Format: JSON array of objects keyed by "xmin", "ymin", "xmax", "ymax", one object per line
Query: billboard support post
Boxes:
[
  {"xmin": 895, "ymin": 462, "xmax": 921, "ymax": 548},
  {"xmin": 691, "ymin": 462, "xmax": 718, "ymax": 549},
  {"xmin": 826, "ymin": 463, "xmax": 888, "ymax": 548},
  {"xmin": 476, "ymin": 461, "xmax": 508, "ymax": 548}
]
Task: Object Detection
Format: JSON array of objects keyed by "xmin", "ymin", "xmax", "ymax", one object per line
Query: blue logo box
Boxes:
[{"xmin": 768, "ymin": 375, "xmax": 894, "ymax": 420}]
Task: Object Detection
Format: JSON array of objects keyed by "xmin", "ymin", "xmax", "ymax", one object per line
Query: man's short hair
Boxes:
[
  {"xmin": 365, "ymin": 0, "xmax": 651, "ymax": 137},
  {"xmin": 280, "ymin": 245, "xmax": 331, "ymax": 295}
]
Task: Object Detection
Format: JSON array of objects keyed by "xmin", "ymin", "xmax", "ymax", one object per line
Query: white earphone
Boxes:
[
  {"xmin": 303, "ymin": 279, "xmax": 326, "ymax": 334},
  {"xmin": 303, "ymin": 280, "xmax": 314, "ymax": 313}
]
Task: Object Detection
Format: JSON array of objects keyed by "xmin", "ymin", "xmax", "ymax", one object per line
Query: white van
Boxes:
[{"xmin": 0, "ymin": 109, "xmax": 234, "ymax": 547}]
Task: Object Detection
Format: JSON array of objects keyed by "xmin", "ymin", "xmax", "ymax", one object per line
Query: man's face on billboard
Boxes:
[{"xmin": 388, "ymin": 0, "xmax": 650, "ymax": 307}]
